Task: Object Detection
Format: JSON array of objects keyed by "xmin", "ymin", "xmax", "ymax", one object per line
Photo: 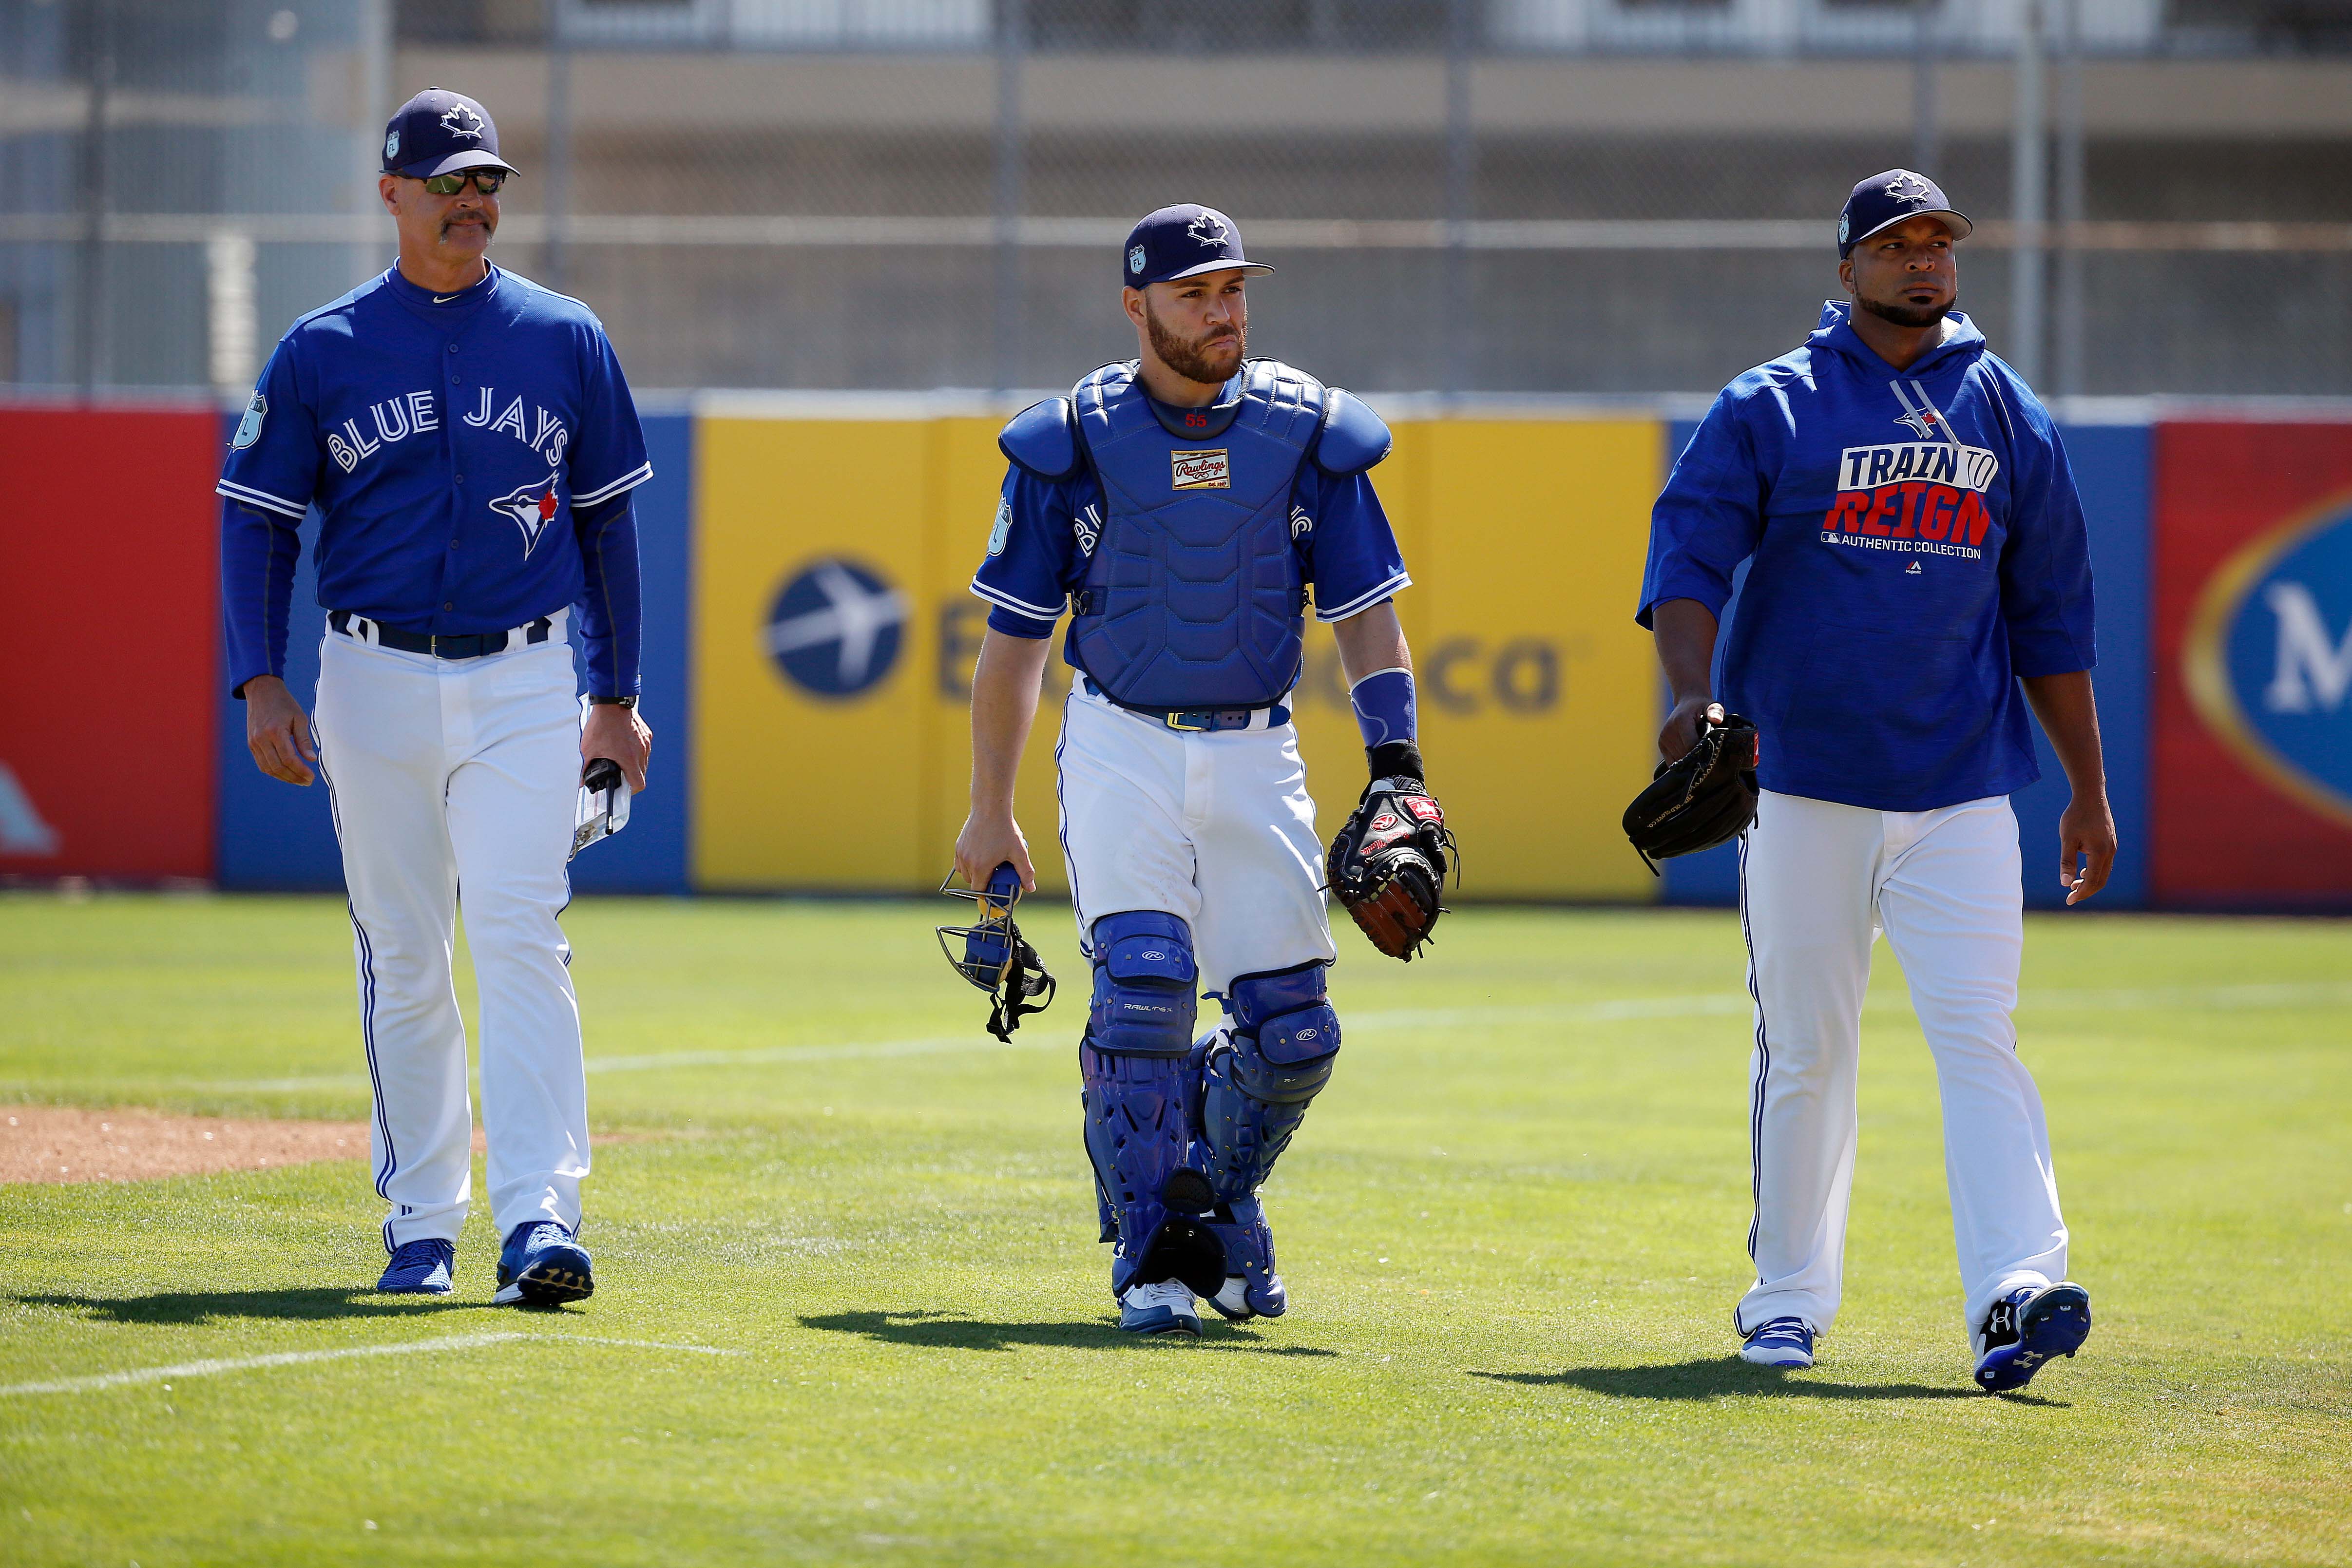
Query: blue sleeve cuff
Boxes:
[
  {"xmin": 986, "ymin": 605, "xmax": 1058, "ymax": 640},
  {"xmin": 2008, "ymin": 632, "xmax": 2094, "ymax": 680},
  {"xmin": 1635, "ymin": 572, "xmax": 1735, "ymax": 630}
]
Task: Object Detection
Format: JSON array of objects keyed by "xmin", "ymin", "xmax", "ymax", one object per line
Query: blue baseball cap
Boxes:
[
  {"xmin": 1838, "ymin": 169, "xmax": 1970, "ymax": 257},
  {"xmin": 1121, "ymin": 204, "xmax": 1272, "ymax": 289},
  {"xmin": 381, "ymin": 88, "xmax": 517, "ymax": 180}
]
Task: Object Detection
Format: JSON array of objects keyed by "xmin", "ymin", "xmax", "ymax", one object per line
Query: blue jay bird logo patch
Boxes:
[
  {"xmin": 231, "ymin": 392, "xmax": 267, "ymax": 450},
  {"xmin": 489, "ymin": 474, "xmax": 562, "ymax": 556}
]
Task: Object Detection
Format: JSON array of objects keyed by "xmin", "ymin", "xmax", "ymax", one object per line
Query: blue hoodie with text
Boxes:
[{"xmin": 1637, "ymin": 302, "xmax": 2096, "ymax": 812}]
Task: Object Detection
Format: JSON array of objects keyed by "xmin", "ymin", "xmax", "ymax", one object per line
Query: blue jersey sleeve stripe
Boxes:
[
  {"xmin": 970, "ymin": 578, "xmax": 1067, "ymax": 621},
  {"xmin": 572, "ymin": 460, "xmax": 653, "ymax": 508},
  {"xmin": 215, "ymin": 479, "xmax": 309, "ymax": 519},
  {"xmin": 1314, "ymin": 571, "xmax": 1411, "ymax": 624}
]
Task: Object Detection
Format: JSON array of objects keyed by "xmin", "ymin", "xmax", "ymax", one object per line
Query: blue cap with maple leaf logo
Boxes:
[
  {"xmin": 1121, "ymin": 204, "xmax": 1273, "ymax": 289},
  {"xmin": 381, "ymin": 88, "xmax": 517, "ymax": 180},
  {"xmin": 1838, "ymin": 169, "xmax": 1970, "ymax": 258}
]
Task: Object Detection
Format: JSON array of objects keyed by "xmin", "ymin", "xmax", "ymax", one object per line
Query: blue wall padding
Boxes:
[
  {"xmin": 2008, "ymin": 421, "xmax": 2150, "ymax": 910},
  {"xmin": 1657, "ymin": 418, "xmax": 2151, "ymax": 910},
  {"xmin": 214, "ymin": 411, "xmax": 694, "ymax": 894},
  {"xmin": 568, "ymin": 412, "xmax": 692, "ymax": 893}
]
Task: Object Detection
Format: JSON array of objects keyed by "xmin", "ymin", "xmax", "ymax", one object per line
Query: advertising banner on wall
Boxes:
[
  {"xmin": 690, "ymin": 404, "xmax": 1666, "ymax": 899},
  {"xmin": 0, "ymin": 407, "xmax": 220, "ymax": 881},
  {"xmin": 2154, "ymin": 420, "xmax": 2352, "ymax": 907}
]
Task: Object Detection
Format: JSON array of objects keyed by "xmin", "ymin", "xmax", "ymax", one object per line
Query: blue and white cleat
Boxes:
[
  {"xmin": 494, "ymin": 1221, "xmax": 593, "ymax": 1307},
  {"xmin": 1739, "ymin": 1316, "xmax": 1817, "ymax": 1368},
  {"xmin": 378, "ymin": 1238, "xmax": 455, "ymax": 1295},
  {"xmin": 1118, "ymin": 1280, "xmax": 1202, "ymax": 1337},
  {"xmin": 1973, "ymin": 1281, "xmax": 2090, "ymax": 1393}
]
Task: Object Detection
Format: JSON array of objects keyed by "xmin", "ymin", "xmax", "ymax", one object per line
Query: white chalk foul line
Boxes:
[
  {"xmin": 158, "ymin": 980, "xmax": 2352, "ymax": 1093},
  {"xmin": 0, "ymin": 1331, "xmax": 743, "ymax": 1397}
]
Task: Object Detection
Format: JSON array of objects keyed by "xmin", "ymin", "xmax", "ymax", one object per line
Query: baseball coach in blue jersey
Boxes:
[
  {"xmin": 219, "ymin": 89, "xmax": 653, "ymax": 1306},
  {"xmin": 1639, "ymin": 171, "xmax": 2113, "ymax": 1391},
  {"xmin": 955, "ymin": 206, "xmax": 1450, "ymax": 1336}
]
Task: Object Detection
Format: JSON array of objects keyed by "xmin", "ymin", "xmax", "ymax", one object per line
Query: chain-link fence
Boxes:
[{"xmin": 6, "ymin": 0, "xmax": 2351, "ymax": 398}]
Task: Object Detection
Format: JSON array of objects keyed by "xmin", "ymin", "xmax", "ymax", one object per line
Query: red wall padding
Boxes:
[
  {"xmin": 0, "ymin": 407, "xmax": 221, "ymax": 879},
  {"xmin": 2152, "ymin": 421, "xmax": 2352, "ymax": 905}
]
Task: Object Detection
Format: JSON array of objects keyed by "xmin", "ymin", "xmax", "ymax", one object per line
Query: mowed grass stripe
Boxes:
[
  {"xmin": 126, "ymin": 977, "xmax": 2352, "ymax": 1095},
  {"xmin": 0, "ymin": 1333, "xmax": 746, "ymax": 1397}
]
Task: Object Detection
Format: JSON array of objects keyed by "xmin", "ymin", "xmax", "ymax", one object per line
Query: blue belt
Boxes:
[
  {"xmin": 331, "ymin": 610, "xmax": 552, "ymax": 660},
  {"xmin": 1081, "ymin": 676, "xmax": 1289, "ymax": 732}
]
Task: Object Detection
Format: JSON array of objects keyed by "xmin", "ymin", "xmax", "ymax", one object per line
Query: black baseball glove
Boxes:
[
  {"xmin": 1327, "ymin": 775, "xmax": 1455, "ymax": 961},
  {"xmin": 1623, "ymin": 703, "xmax": 1760, "ymax": 871}
]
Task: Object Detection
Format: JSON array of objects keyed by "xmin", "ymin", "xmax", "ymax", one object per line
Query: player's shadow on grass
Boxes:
[
  {"xmin": 16, "ymin": 1289, "xmax": 496, "ymax": 1326},
  {"xmin": 1474, "ymin": 1361, "xmax": 2064, "ymax": 1406},
  {"xmin": 801, "ymin": 1310, "xmax": 1339, "ymax": 1356}
]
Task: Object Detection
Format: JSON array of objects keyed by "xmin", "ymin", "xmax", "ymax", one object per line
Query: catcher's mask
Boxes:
[{"xmin": 935, "ymin": 864, "xmax": 1057, "ymax": 1040}]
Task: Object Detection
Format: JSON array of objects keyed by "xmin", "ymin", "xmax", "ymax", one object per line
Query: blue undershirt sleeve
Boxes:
[
  {"xmin": 573, "ymin": 492, "xmax": 642, "ymax": 699},
  {"xmin": 1995, "ymin": 382, "xmax": 2098, "ymax": 678},
  {"xmin": 1638, "ymin": 389, "xmax": 1767, "ymax": 628},
  {"xmin": 219, "ymin": 495, "xmax": 306, "ymax": 698}
]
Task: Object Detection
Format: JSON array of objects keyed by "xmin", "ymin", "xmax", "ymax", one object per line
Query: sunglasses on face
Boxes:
[{"xmin": 419, "ymin": 169, "xmax": 508, "ymax": 196}]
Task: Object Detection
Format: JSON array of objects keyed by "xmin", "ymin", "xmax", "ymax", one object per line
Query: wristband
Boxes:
[{"xmin": 1349, "ymin": 667, "xmax": 1416, "ymax": 749}]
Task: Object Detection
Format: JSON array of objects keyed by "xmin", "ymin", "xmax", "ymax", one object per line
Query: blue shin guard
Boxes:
[
  {"xmin": 1200, "ymin": 963, "xmax": 1341, "ymax": 1201},
  {"xmin": 1077, "ymin": 912, "xmax": 1224, "ymax": 1300},
  {"xmin": 1190, "ymin": 963, "xmax": 1340, "ymax": 1318}
]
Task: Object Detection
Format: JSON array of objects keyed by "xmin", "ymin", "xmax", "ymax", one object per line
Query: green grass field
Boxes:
[{"xmin": 2, "ymin": 891, "xmax": 2348, "ymax": 1567}]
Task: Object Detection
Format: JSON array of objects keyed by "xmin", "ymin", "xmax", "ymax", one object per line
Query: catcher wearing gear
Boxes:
[{"xmin": 953, "ymin": 204, "xmax": 1432, "ymax": 1337}]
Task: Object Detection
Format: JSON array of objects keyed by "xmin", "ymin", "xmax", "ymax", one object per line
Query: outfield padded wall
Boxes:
[
  {"xmin": 0, "ymin": 408, "xmax": 220, "ymax": 881},
  {"xmin": 2153, "ymin": 420, "xmax": 2352, "ymax": 909},
  {"xmin": 688, "ymin": 408, "xmax": 1664, "ymax": 900}
]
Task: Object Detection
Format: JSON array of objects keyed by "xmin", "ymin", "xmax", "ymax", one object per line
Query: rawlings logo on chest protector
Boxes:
[{"xmin": 1171, "ymin": 449, "xmax": 1230, "ymax": 490}]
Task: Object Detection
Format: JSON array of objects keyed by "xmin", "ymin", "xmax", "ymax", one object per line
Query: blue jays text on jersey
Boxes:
[
  {"xmin": 1638, "ymin": 302, "xmax": 2095, "ymax": 812},
  {"xmin": 217, "ymin": 264, "xmax": 650, "ymax": 698},
  {"xmin": 973, "ymin": 363, "xmax": 1410, "ymax": 699}
]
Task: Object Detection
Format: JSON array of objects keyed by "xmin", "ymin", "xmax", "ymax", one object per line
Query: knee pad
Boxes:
[
  {"xmin": 1085, "ymin": 911, "xmax": 1197, "ymax": 1059},
  {"xmin": 1199, "ymin": 961, "xmax": 1341, "ymax": 1202}
]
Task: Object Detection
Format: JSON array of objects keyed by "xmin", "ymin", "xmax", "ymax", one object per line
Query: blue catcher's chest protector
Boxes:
[{"xmin": 1070, "ymin": 361, "xmax": 1326, "ymax": 710}]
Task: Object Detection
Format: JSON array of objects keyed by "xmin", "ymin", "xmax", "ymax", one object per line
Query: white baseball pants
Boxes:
[
  {"xmin": 1054, "ymin": 682, "xmax": 1337, "ymax": 989},
  {"xmin": 312, "ymin": 618, "xmax": 590, "ymax": 1253},
  {"xmin": 1735, "ymin": 789, "xmax": 2068, "ymax": 1339}
]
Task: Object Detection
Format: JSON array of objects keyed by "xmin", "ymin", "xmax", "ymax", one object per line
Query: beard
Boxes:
[
  {"xmin": 1858, "ymin": 293, "xmax": 1952, "ymax": 330},
  {"xmin": 1144, "ymin": 298, "xmax": 1244, "ymax": 384}
]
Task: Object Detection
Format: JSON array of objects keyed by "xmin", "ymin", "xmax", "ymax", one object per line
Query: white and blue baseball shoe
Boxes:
[
  {"xmin": 1973, "ymin": 1281, "xmax": 2090, "ymax": 1394},
  {"xmin": 377, "ymin": 1238, "xmax": 455, "ymax": 1295},
  {"xmin": 1739, "ymin": 1316, "xmax": 1817, "ymax": 1368},
  {"xmin": 495, "ymin": 1221, "xmax": 594, "ymax": 1307},
  {"xmin": 1118, "ymin": 1280, "xmax": 1202, "ymax": 1337}
]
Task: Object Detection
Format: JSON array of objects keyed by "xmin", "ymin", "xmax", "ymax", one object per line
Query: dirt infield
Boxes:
[{"xmin": 0, "ymin": 1107, "xmax": 485, "ymax": 1185}]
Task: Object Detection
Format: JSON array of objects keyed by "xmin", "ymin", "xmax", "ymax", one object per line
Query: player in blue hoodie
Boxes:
[{"xmin": 1638, "ymin": 171, "xmax": 2116, "ymax": 1392}]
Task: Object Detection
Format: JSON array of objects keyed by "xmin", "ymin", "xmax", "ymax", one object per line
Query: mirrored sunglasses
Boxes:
[{"xmin": 420, "ymin": 168, "xmax": 508, "ymax": 196}]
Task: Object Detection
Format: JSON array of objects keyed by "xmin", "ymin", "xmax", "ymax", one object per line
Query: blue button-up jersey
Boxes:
[{"xmin": 217, "ymin": 264, "xmax": 650, "ymax": 696}]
